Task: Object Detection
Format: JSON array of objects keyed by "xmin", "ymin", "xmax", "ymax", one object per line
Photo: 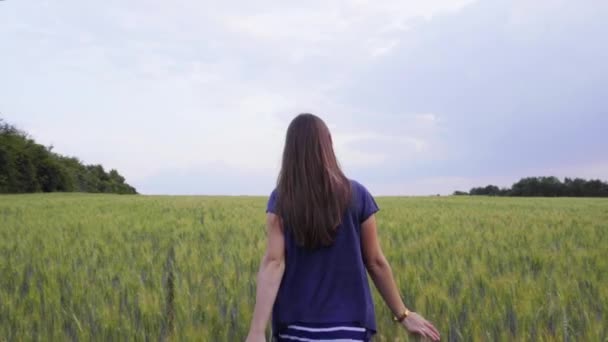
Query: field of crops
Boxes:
[{"xmin": 0, "ymin": 194, "xmax": 606, "ymax": 341}]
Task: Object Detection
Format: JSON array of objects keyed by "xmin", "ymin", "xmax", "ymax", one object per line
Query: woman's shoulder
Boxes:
[
  {"xmin": 348, "ymin": 178, "xmax": 369, "ymax": 194},
  {"xmin": 266, "ymin": 188, "xmax": 278, "ymax": 213},
  {"xmin": 347, "ymin": 179, "xmax": 379, "ymax": 220},
  {"xmin": 348, "ymin": 179, "xmax": 376, "ymax": 205}
]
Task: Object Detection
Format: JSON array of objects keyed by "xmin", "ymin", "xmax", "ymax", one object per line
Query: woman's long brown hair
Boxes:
[{"xmin": 276, "ymin": 113, "xmax": 352, "ymax": 249}]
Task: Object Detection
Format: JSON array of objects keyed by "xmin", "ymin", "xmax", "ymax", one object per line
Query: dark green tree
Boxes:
[
  {"xmin": 0, "ymin": 118, "xmax": 137, "ymax": 194},
  {"xmin": 466, "ymin": 176, "xmax": 608, "ymax": 197}
]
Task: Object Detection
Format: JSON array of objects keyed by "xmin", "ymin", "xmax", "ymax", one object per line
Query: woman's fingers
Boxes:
[
  {"xmin": 417, "ymin": 322, "xmax": 439, "ymax": 341},
  {"xmin": 424, "ymin": 321, "xmax": 440, "ymax": 340},
  {"xmin": 417, "ymin": 325, "xmax": 431, "ymax": 339},
  {"xmin": 421, "ymin": 327, "xmax": 436, "ymax": 341},
  {"xmin": 404, "ymin": 315, "xmax": 440, "ymax": 341}
]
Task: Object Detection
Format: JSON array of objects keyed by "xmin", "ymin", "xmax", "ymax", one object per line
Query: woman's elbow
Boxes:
[
  {"xmin": 365, "ymin": 255, "xmax": 390, "ymax": 274},
  {"xmin": 262, "ymin": 254, "xmax": 285, "ymax": 272}
]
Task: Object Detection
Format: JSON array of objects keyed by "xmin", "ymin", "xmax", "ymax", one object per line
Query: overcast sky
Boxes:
[{"xmin": 1, "ymin": 0, "xmax": 607, "ymax": 195}]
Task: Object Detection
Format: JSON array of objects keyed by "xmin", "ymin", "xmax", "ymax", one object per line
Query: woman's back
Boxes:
[
  {"xmin": 246, "ymin": 113, "xmax": 440, "ymax": 342},
  {"xmin": 268, "ymin": 179, "xmax": 379, "ymax": 335}
]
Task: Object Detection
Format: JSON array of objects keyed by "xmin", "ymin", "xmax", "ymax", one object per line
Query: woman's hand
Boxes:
[
  {"xmin": 245, "ymin": 330, "xmax": 265, "ymax": 342},
  {"xmin": 401, "ymin": 312, "xmax": 441, "ymax": 341}
]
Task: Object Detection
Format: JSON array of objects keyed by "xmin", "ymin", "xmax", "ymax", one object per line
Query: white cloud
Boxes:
[
  {"xmin": 415, "ymin": 113, "xmax": 440, "ymax": 124},
  {"xmin": 220, "ymin": 0, "xmax": 476, "ymax": 60},
  {"xmin": 370, "ymin": 39, "xmax": 400, "ymax": 58},
  {"xmin": 525, "ymin": 162, "xmax": 608, "ymax": 181},
  {"xmin": 370, "ymin": 175, "xmax": 516, "ymax": 196},
  {"xmin": 4, "ymin": 0, "xmax": 605, "ymax": 195}
]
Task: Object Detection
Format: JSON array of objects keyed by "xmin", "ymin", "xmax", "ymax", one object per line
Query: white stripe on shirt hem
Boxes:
[
  {"xmin": 278, "ymin": 334, "xmax": 364, "ymax": 342},
  {"xmin": 287, "ymin": 325, "xmax": 366, "ymax": 333}
]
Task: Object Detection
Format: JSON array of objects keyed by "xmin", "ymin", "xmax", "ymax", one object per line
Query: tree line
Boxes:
[
  {"xmin": 454, "ymin": 176, "xmax": 608, "ymax": 197},
  {"xmin": 0, "ymin": 118, "xmax": 137, "ymax": 194}
]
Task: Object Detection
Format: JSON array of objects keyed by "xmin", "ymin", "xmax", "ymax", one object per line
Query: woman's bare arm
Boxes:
[
  {"xmin": 246, "ymin": 213, "xmax": 285, "ymax": 342},
  {"xmin": 361, "ymin": 214, "xmax": 409, "ymax": 316},
  {"xmin": 361, "ymin": 214, "xmax": 440, "ymax": 341}
]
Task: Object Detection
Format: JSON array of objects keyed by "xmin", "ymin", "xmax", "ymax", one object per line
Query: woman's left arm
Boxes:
[{"xmin": 246, "ymin": 213, "xmax": 286, "ymax": 342}]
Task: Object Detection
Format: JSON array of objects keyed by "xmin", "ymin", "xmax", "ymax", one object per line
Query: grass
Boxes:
[{"xmin": 0, "ymin": 194, "xmax": 606, "ymax": 341}]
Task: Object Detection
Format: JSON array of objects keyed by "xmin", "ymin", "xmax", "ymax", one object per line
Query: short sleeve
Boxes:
[
  {"xmin": 266, "ymin": 189, "xmax": 278, "ymax": 214},
  {"xmin": 357, "ymin": 181, "xmax": 379, "ymax": 223}
]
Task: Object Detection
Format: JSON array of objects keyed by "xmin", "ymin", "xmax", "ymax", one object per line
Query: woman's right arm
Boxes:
[{"xmin": 361, "ymin": 214, "xmax": 441, "ymax": 341}]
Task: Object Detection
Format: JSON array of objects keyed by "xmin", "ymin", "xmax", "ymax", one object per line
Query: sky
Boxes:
[{"xmin": 1, "ymin": 0, "xmax": 607, "ymax": 195}]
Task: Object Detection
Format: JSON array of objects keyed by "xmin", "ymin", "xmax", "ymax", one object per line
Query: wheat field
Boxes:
[{"xmin": 0, "ymin": 194, "xmax": 606, "ymax": 341}]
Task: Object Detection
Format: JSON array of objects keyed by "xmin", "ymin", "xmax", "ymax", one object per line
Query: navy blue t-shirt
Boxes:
[{"xmin": 266, "ymin": 179, "xmax": 380, "ymax": 335}]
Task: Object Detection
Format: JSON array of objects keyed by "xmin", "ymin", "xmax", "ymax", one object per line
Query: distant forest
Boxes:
[
  {"xmin": 454, "ymin": 176, "xmax": 608, "ymax": 197},
  {"xmin": 0, "ymin": 118, "xmax": 137, "ymax": 194}
]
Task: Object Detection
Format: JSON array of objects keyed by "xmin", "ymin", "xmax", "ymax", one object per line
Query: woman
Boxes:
[{"xmin": 246, "ymin": 113, "xmax": 440, "ymax": 342}]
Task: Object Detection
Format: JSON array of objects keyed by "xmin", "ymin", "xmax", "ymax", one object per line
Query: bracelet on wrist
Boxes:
[{"xmin": 393, "ymin": 308, "xmax": 411, "ymax": 323}]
